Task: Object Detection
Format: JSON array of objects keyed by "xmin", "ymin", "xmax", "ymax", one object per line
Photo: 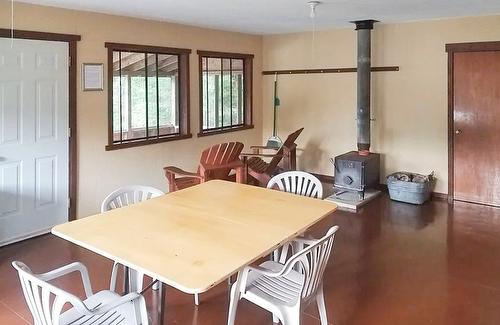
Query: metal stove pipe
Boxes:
[{"xmin": 352, "ymin": 20, "xmax": 377, "ymax": 155}]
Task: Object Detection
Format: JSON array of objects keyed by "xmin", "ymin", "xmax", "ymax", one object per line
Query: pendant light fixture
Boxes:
[{"xmin": 308, "ymin": 0, "xmax": 321, "ymax": 19}]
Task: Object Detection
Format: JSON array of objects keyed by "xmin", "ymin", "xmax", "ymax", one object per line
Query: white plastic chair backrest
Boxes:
[
  {"xmin": 267, "ymin": 171, "xmax": 323, "ymax": 199},
  {"xmin": 101, "ymin": 185, "xmax": 164, "ymax": 212},
  {"xmin": 282, "ymin": 226, "xmax": 339, "ymax": 300},
  {"xmin": 12, "ymin": 261, "xmax": 90, "ymax": 325}
]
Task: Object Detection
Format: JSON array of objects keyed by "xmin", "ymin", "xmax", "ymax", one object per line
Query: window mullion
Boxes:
[
  {"xmin": 127, "ymin": 75, "xmax": 132, "ymax": 139},
  {"xmin": 155, "ymin": 53, "xmax": 160, "ymax": 138},
  {"xmin": 214, "ymin": 74, "xmax": 219, "ymax": 128},
  {"xmin": 238, "ymin": 74, "xmax": 243, "ymax": 124},
  {"xmin": 206, "ymin": 58, "xmax": 209, "ymax": 129},
  {"xmin": 241, "ymin": 60, "xmax": 247, "ymax": 123},
  {"xmin": 119, "ymin": 51, "xmax": 123, "ymax": 143},
  {"xmin": 145, "ymin": 53, "xmax": 149, "ymax": 138},
  {"xmin": 230, "ymin": 59, "xmax": 233, "ymax": 126},
  {"xmin": 176, "ymin": 56, "xmax": 180, "ymax": 130},
  {"xmin": 220, "ymin": 58, "xmax": 223, "ymax": 128}
]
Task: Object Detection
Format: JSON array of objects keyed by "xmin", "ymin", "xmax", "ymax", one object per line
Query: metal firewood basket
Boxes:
[{"xmin": 386, "ymin": 172, "xmax": 435, "ymax": 205}]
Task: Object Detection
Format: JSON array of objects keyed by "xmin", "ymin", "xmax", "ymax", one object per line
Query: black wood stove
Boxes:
[
  {"xmin": 332, "ymin": 151, "xmax": 380, "ymax": 199},
  {"xmin": 332, "ymin": 20, "xmax": 380, "ymax": 200}
]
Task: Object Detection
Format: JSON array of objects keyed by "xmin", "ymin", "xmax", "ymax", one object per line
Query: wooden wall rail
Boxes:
[{"xmin": 262, "ymin": 66, "xmax": 399, "ymax": 75}]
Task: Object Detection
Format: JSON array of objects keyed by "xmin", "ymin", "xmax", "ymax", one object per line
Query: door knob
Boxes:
[{"xmin": 455, "ymin": 129, "xmax": 462, "ymax": 135}]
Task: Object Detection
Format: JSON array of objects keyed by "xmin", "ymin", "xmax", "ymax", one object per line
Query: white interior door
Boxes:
[{"xmin": 0, "ymin": 38, "xmax": 69, "ymax": 246}]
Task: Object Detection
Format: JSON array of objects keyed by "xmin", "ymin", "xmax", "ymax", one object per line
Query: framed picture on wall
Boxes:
[{"xmin": 82, "ymin": 63, "xmax": 104, "ymax": 91}]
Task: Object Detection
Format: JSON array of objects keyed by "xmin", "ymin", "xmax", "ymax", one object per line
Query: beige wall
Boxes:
[
  {"xmin": 262, "ymin": 15, "xmax": 500, "ymax": 194},
  {"xmin": 2, "ymin": 1, "xmax": 500, "ymax": 216},
  {"xmin": 0, "ymin": 1, "xmax": 263, "ymax": 217}
]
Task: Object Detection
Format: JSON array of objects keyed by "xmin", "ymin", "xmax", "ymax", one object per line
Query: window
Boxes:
[
  {"xmin": 105, "ymin": 43, "xmax": 191, "ymax": 150},
  {"xmin": 198, "ymin": 51, "xmax": 253, "ymax": 136}
]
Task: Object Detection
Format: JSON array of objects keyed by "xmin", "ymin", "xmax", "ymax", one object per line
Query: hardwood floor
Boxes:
[{"xmin": 1, "ymin": 194, "xmax": 500, "ymax": 324}]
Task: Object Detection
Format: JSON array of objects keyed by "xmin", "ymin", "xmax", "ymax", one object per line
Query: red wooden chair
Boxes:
[
  {"xmin": 241, "ymin": 128, "xmax": 304, "ymax": 186},
  {"xmin": 164, "ymin": 142, "xmax": 245, "ymax": 192}
]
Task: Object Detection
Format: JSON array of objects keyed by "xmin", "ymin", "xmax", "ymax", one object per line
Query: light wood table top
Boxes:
[{"xmin": 52, "ymin": 180, "xmax": 337, "ymax": 294}]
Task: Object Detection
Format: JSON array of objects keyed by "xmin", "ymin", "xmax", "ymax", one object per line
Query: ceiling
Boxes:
[{"xmin": 17, "ymin": 0, "xmax": 500, "ymax": 34}]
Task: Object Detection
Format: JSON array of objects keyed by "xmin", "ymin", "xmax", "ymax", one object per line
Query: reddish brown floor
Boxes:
[{"xmin": 1, "ymin": 194, "xmax": 500, "ymax": 324}]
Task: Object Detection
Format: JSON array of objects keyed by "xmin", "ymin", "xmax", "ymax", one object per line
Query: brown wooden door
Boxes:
[{"xmin": 453, "ymin": 51, "xmax": 500, "ymax": 206}]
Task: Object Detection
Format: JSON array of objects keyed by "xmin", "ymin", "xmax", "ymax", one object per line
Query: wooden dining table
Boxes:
[{"xmin": 52, "ymin": 180, "xmax": 337, "ymax": 324}]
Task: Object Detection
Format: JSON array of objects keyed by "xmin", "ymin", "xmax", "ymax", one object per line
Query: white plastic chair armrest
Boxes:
[
  {"xmin": 238, "ymin": 264, "xmax": 299, "ymax": 296},
  {"xmin": 87, "ymin": 293, "xmax": 143, "ymax": 315},
  {"xmin": 37, "ymin": 262, "xmax": 93, "ymax": 298},
  {"xmin": 245, "ymin": 265, "xmax": 283, "ymax": 278},
  {"xmin": 291, "ymin": 236, "xmax": 317, "ymax": 247}
]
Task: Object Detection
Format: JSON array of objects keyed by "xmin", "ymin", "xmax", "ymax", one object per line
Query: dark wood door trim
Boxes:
[
  {"xmin": 447, "ymin": 48, "xmax": 455, "ymax": 204},
  {"xmin": 0, "ymin": 29, "xmax": 81, "ymax": 221},
  {"xmin": 0, "ymin": 29, "xmax": 81, "ymax": 42},
  {"xmin": 446, "ymin": 41, "xmax": 500, "ymax": 53},
  {"xmin": 446, "ymin": 41, "xmax": 500, "ymax": 205}
]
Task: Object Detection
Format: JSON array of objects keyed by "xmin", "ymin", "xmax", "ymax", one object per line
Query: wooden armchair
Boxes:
[
  {"xmin": 164, "ymin": 142, "xmax": 245, "ymax": 192},
  {"xmin": 241, "ymin": 128, "xmax": 304, "ymax": 186}
]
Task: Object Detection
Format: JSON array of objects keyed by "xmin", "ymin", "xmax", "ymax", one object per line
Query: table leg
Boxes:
[
  {"xmin": 227, "ymin": 270, "xmax": 242, "ymax": 325},
  {"xmin": 159, "ymin": 282, "xmax": 166, "ymax": 325},
  {"xmin": 194, "ymin": 293, "xmax": 200, "ymax": 306},
  {"xmin": 124, "ymin": 266, "xmax": 130, "ymax": 294}
]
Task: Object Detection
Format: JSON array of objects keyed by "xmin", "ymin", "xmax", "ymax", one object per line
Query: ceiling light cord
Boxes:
[
  {"xmin": 308, "ymin": 1, "xmax": 320, "ymax": 67},
  {"xmin": 311, "ymin": 14, "xmax": 316, "ymax": 65},
  {"xmin": 11, "ymin": 0, "xmax": 14, "ymax": 48}
]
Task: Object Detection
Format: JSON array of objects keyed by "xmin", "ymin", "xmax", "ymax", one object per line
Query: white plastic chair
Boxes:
[
  {"xmin": 267, "ymin": 171, "xmax": 324, "ymax": 263},
  {"xmin": 227, "ymin": 226, "xmax": 339, "ymax": 325},
  {"xmin": 12, "ymin": 261, "xmax": 149, "ymax": 325},
  {"xmin": 101, "ymin": 185, "xmax": 165, "ymax": 213},
  {"xmin": 267, "ymin": 171, "xmax": 323, "ymax": 199},
  {"xmin": 102, "ymin": 186, "xmax": 164, "ymax": 294}
]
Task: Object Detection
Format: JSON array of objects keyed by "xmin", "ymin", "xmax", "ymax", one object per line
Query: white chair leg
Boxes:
[
  {"xmin": 228, "ymin": 274, "xmax": 235, "ymax": 286},
  {"xmin": 109, "ymin": 262, "xmax": 120, "ymax": 292},
  {"xmin": 316, "ymin": 285, "xmax": 328, "ymax": 325},
  {"xmin": 283, "ymin": 310, "xmax": 301, "ymax": 325},
  {"xmin": 128, "ymin": 268, "xmax": 145, "ymax": 293},
  {"xmin": 227, "ymin": 283, "xmax": 240, "ymax": 325},
  {"xmin": 194, "ymin": 293, "xmax": 200, "ymax": 306},
  {"xmin": 272, "ymin": 314, "xmax": 280, "ymax": 323},
  {"xmin": 272, "ymin": 249, "xmax": 279, "ymax": 262}
]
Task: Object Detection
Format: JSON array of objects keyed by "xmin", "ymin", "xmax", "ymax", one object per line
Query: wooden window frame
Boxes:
[
  {"xmin": 197, "ymin": 50, "xmax": 254, "ymax": 137},
  {"xmin": 105, "ymin": 42, "xmax": 192, "ymax": 151}
]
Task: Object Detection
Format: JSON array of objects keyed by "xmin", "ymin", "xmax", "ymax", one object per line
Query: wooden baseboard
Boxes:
[
  {"xmin": 431, "ymin": 192, "xmax": 449, "ymax": 201},
  {"xmin": 311, "ymin": 172, "xmax": 334, "ymax": 184},
  {"xmin": 311, "ymin": 172, "xmax": 448, "ymax": 201}
]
